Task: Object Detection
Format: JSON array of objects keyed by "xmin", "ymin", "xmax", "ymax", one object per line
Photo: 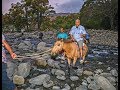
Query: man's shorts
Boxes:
[
  {"xmin": 77, "ymin": 40, "xmax": 83, "ymax": 47},
  {"xmin": 2, "ymin": 63, "xmax": 16, "ymax": 90}
]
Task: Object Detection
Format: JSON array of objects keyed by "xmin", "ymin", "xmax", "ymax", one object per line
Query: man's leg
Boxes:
[
  {"xmin": 2, "ymin": 63, "xmax": 17, "ymax": 90},
  {"xmin": 78, "ymin": 40, "xmax": 83, "ymax": 59}
]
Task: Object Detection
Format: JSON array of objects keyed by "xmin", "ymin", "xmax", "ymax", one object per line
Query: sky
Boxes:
[{"xmin": 2, "ymin": 0, "xmax": 85, "ymax": 14}]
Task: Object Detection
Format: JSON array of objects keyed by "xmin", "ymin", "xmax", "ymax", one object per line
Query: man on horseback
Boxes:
[{"xmin": 69, "ymin": 19, "xmax": 87, "ymax": 63}]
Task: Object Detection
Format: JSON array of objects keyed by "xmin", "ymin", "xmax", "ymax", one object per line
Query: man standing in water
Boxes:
[
  {"xmin": 69, "ymin": 19, "xmax": 87, "ymax": 63},
  {"xmin": 2, "ymin": 34, "xmax": 18, "ymax": 90}
]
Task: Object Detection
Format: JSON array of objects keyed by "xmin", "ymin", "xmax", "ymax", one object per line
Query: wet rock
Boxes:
[
  {"xmin": 56, "ymin": 75, "xmax": 66, "ymax": 80},
  {"xmin": 83, "ymin": 70, "xmax": 93, "ymax": 76},
  {"xmin": 76, "ymin": 69, "xmax": 83, "ymax": 76},
  {"xmin": 36, "ymin": 58, "xmax": 47, "ymax": 67},
  {"xmin": 43, "ymin": 80, "xmax": 54, "ymax": 88},
  {"xmin": 70, "ymin": 76, "xmax": 79, "ymax": 81},
  {"xmin": 95, "ymin": 69, "xmax": 103, "ymax": 74},
  {"xmin": 29, "ymin": 74, "xmax": 50, "ymax": 85},
  {"xmin": 76, "ymin": 85, "xmax": 88, "ymax": 90},
  {"xmin": 88, "ymin": 81, "xmax": 100, "ymax": 90},
  {"xmin": 55, "ymin": 69, "xmax": 65, "ymax": 76},
  {"xmin": 18, "ymin": 62, "xmax": 31, "ymax": 78},
  {"xmin": 52, "ymin": 86, "xmax": 61, "ymax": 90},
  {"xmin": 13, "ymin": 75, "xmax": 25, "ymax": 85},
  {"xmin": 110, "ymin": 69, "xmax": 118, "ymax": 77},
  {"xmin": 37, "ymin": 42, "xmax": 46, "ymax": 51},
  {"xmin": 94, "ymin": 75, "xmax": 116, "ymax": 90}
]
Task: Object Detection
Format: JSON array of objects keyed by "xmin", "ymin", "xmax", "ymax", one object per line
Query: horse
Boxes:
[{"xmin": 51, "ymin": 39, "xmax": 88, "ymax": 74}]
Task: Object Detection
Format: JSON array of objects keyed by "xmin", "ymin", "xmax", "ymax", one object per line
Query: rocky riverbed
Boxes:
[{"xmin": 4, "ymin": 30, "xmax": 118, "ymax": 90}]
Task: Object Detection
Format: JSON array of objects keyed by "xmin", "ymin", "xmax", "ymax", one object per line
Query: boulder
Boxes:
[
  {"xmin": 13, "ymin": 75, "xmax": 25, "ymax": 85},
  {"xmin": 36, "ymin": 58, "xmax": 47, "ymax": 67},
  {"xmin": 76, "ymin": 85, "xmax": 88, "ymax": 90},
  {"xmin": 43, "ymin": 80, "xmax": 54, "ymax": 88},
  {"xmin": 37, "ymin": 42, "xmax": 46, "ymax": 51},
  {"xmin": 70, "ymin": 76, "xmax": 79, "ymax": 81},
  {"xmin": 83, "ymin": 70, "xmax": 93, "ymax": 76},
  {"xmin": 110, "ymin": 69, "xmax": 118, "ymax": 77},
  {"xmin": 29, "ymin": 74, "xmax": 50, "ymax": 85}
]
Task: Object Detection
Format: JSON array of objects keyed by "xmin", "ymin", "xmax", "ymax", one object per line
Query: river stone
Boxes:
[
  {"xmin": 18, "ymin": 62, "xmax": 31, "ymax": 78},
  {"xmin": 98, "ymin": 62, "xmax": 103, "ymax": 65},
  {"xmin": 110, "ymin": 69, "xmax": 118, "ymax": 77},
  {"xmin": 94, "ymin": 75, "xmax": 116, "ymax": 90},
  {"xmin": 13, "ymin": 75, "xmax": 25, "ymax": 85},
  {"xmin": 54, "ymin": 61, "xmax": 60, "ymax": 69},
  {"xmin": 63, "ymin": 83, "xmax": 71, "ymax": 90},
  {"xmin": 51, "ymin": 69, "xmax": 57, "ymax": 75},
  {"xmin": 47, "ymin": 59, "xmax": 55, "ymax": 68},
  {"xmin": 37, "ymin": 42, "xmax": 46, "ymax": 51},
  {"xmin": 6, "ymin": 62, "xmax": 17, "ymax": 80},
  {"xmin": 86, "ymin": 76, "xmax": 94, "ymax": 83},
  {"xmin": 107, "ymin": 67, "xmax": 111, "ymax": 71},
  {"xmin": 82, "ymin": 80, "xmax": 88, "ymax": 86},
  {"xmin": 55, "ymin": 69, "xmax": 65, "ymax": 76},
  {"xmin": 43, "ymin": 80, "xmax": 54, "ymax": 88},
  {"xmin": 56, "ymin": 75, "xmax": 66, "ymax": 80},
  {"xmin": 29, "ymin": 74, "xmax": 50, "ymax": 85},
  {"xmin": 100, "ymin": 73, "xmax": 112, "ymax": 77},
  {"xmin": 106, "ymin": 76, "xmax": 116, "ymax": 85},
  {"xmin": 88, "ymin": 81, "xmax": 100, "ymax": 90},
  {"xmin": 70, "ymin": 76, "xmax": 79, "ymax": 81},
  {"xmin": 95, "ymin": 69, "xmax": 103, "ymax": 74},
  {"xmin": 36, "ymin": 58, "xmax": 47, "ymax": 67},
  {"xmin": 83, "ymin": 70, "xmax": 93, "ymax": 76},
  {"xmin": 76, "ymin": 85, "xmax": 88, "ymax": 90},
  {"xmin": 76, "ymin": 69, "xmax": 83, "ymax": 76},
  {"xmin": 52, "ymin": 86, "xmax": 61, "ymax": 90}
]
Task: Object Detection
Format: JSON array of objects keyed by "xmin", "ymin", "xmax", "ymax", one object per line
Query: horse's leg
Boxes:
[
  {"xmin": 67, "ymin": 58, "xmax": 71, "ymax": 75},
  {"xmin": 72, "ymin": 57, "xmax": 78, "ymax": 69}
]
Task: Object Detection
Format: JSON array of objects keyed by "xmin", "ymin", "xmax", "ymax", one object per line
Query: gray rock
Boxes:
[
  {"xmin": 18, "ymin": 62, "xmax": 31, "ymax": 78},
  {"xmin": 47, "ymin": 59, "xmax": 55, "ymax": 68},
  {"xmin": 107, "ymin": 77, "xmax": 116, "ymax": 86},
  {"xmin": 100, "ymin": 73, "xmax": 112, "ymax": 77},
  {"xmin": 56, "ymin": 75, "xmax": 66, "ymax": 80},
  {"xmin": 83, "ymin": 70, "xmax": 93, "ymax": 76},
  {"xmin": 13, "ymin": 75, "xmax": 25, "ymax": 85},
  {"xmin": 43, "ymin": 80, "xmax": 54, "ymax": 88},
  {"xmin": 29, "ymin": 74, "xmax": 50, "ymax": 85},
  {"xmin": 98, "ymin": 62, "xmax": 103, "ymax": 65},
  {"xmin": 110, "ymin": 69, "xmax": 118, "ymax": 77},
  {"xmin": 82, "ymin": 80, "xmax": 88, "ymax": 86},
  {"xmin": 37, "ymin": 42, "xmax": 46, "ymax": 51},
  {"xmin": 70, "ymin": 76, "xmax": 79, "ymax": 81},
  {"xmin": 61, "ymin": 83, "xmax": 71, "ymax": 90},
  {"xmin": 36, "ymin": 58, "xmax": 47, "ymax": 67},
  {"xmin": 51, "ymin": 69, "xmax": 57, "ymax": 75},
  {"xmin": 95, "ymin": 69, "xmax": 103, "ymax": 74},
  {"xmin": 107, "ymin": 67, "xmax": 111, "ymax": 71},
  {"xmin": 55, "ymin": 69, "xmax": 65, "ymax": 76},
  {"xmin": 94, "ymin": 75, "xmax": 116, "ymax": 90},
  {"xmin": 76, "ymin": 85, "xmax": 88, "ymax": 90},
  {"xmin": 52, "ymin": 86, "xmax": 61, "ymax": 90},
  {"xmin": 76, "ymin": 69, "xmax": 83, "ymax": 76},
  {"xmin": 86, "ymin": 76, "xmax": 94, "ymax": 83},
  {"xmin": 88, "ymin": 81, "xmax": 100, "ymax": 90},
  {"xmin": 18, "ymin": 41, "xmax": 32, "ymax": 50}
]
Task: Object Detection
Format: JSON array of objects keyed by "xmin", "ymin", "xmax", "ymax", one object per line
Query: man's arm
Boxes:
[
  {"xmin": 80, "ymin": 26, "xmax": 87, "ymax": 38},
  {"xmin": 2, "ymin": 40, "xmax": 17, "ymax": 59},
  {"xmin": 69, "ymin": 27, "xmax": 75, "ymax": 41}
]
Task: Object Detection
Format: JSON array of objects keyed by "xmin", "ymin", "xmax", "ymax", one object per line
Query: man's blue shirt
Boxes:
[{"xmin": 69, "ymin": 25, "xmax": 86, "ymax": 42}]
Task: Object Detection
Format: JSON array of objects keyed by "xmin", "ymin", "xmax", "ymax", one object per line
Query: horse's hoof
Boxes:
[{"xmin": 80, "ymin": 60, "xmax": 84, "ymax": 64}]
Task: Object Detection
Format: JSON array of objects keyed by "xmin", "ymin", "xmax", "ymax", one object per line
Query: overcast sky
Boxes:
[{"xmin": 2, "ymin": 0, "xmax": 85, "ymax": 14}]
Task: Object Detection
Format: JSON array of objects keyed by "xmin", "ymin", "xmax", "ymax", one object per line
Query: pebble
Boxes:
[{"xmin": 70, "ymin": 76, "xmax": 79, "ymax": 81}]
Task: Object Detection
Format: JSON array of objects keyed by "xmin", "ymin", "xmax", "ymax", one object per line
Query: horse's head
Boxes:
[{"xmin": 51, "ymin": 40, "xmax": 64, "ymax": 55}]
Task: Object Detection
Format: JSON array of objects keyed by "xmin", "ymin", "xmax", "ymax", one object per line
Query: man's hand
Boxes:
[{"xmin": 11, "ymin": 53, "xmax": 17, "ymax": 59}]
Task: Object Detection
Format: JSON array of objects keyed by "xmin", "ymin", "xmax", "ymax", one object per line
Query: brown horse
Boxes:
[{"xmin": 51, "ymin": 39, "xmax": 88, "ymax": 68}]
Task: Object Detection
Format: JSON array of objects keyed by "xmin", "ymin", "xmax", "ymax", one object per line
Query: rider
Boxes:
[
  {"xmin": 56, "ymin": 28, "xmax": 69, "ymax": 40},
  {"xmin": 69, "ymin": 19, "xmax": 87, "ymax": 63}
]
